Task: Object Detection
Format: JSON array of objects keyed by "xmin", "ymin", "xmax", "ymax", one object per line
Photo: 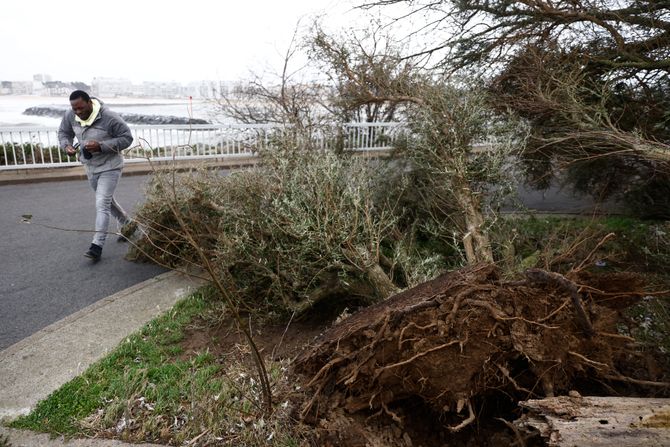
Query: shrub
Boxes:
[{"xmin": 130, "ymin": 149, "xmax": 434, "ymax": 315}]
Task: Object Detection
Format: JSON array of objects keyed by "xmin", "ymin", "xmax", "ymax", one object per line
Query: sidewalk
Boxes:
[
  {"xmin": 0, "ymin": 270, "xmax": 208, "ymax": 445},
  {"xmin": 0, "ymin": 156, "xmax": 259, "ymax": 186},
  {"xmin": 0, "ymin": 150, "xmax": 391, "ymax": 186}
]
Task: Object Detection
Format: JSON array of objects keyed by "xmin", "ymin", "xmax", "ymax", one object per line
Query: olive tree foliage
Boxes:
[
  {"xmin": 489, "ymin": 44, "xmax": 670, "ymax": 202},
  {"xmin": 130, "ymin": 149, "xmax": 412, "ymax": 314},
  {"xmin": 312, "ymin": 28, "xmax": 527, "ymax": 264},
  {"xmin": 309, "ymin": 24, "xmax": 415, "ymax": 123},
  {"xmin": 360, "ymin": 1, "xmax": 670, "ymax": 215}
]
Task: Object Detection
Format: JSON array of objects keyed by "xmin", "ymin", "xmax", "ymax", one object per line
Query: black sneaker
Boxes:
[
  {"xmin": 84, "ymin": 243, "xmax": 102, "ymax": 260},
  {"xmin": 117, "ymin": 220, "xmax": 138, "ymax": 242}
]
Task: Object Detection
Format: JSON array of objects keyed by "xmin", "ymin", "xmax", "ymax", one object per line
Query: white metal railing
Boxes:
[{"xmin": 0, "ymin": 123, "xmax": 404, "ymax": 170}]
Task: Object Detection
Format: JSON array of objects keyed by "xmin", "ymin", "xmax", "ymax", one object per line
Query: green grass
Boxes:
[
  {"xmin": 10, "ymin": 290, "xmax": 212, "ymax": 435},
  {"xmin": 8, "ymin": 288, "xmax": 301, "ymax": 446},
  {"xmin": 492, "ymin": 215, "xmax": 670, "ymax": 274}
]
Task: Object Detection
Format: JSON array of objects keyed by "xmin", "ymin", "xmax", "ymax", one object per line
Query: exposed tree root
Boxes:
[{"xmin": 293, "ymin": 264, "xmax": 667, "ymax": 446}]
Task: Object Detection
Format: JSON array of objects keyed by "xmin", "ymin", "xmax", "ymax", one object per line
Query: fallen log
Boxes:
[{"xmin": 516, "ymin": 395, "xmax": 670, "ymax": 446}]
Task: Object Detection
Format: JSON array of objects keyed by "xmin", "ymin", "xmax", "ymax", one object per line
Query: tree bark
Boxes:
[
  {"xmin": 516, "ymin": 396, "xmax": 670, "ymax": 446},
  {"xmin": 452, "ymin": 177, "xmax": 493, "ymax": 264}
]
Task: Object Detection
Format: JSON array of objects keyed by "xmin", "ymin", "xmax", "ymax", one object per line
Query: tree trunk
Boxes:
[
  {"xmin": 516, "ymin": 396, "xmax": 670, "ymax": 446},
  {"xmin": 365, "ymin": 261, "xmax": 399, "ymax": 299},
  {"xmin": 343, "ymin": 247, "xmax": 399, "ymax": 300},
  {"xmin": 452, "ymin": 177, "xmax": 493, "ymax": 264}
]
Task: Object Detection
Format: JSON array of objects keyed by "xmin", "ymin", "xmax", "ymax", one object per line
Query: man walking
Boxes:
[{"xmin": 58, "ymin": 90, "xmax": 136, "ymax": 261}]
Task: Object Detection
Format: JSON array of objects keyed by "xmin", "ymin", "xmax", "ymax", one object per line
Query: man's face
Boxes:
[{"xmin": 70, "ymin": 97, "xmax": 93, "ymax": 120}]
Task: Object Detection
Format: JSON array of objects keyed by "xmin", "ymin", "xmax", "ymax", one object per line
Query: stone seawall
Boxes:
[{"xmin": 23, "ymin": 106, "xmax": 210, "ymax": 125}]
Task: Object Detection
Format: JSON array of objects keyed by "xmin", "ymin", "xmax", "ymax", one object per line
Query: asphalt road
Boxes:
[
  {"xmin": 510, "ymin": 181, "xmax": 623, "ymax": 215},
  {"xmin": 0, "ymin": 175, "xmax": 166, "ymax": 351}
]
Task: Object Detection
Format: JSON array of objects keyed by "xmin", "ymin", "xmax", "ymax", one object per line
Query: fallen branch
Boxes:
[{"xmin": 517, "ymin": 396, "xmax": 670, "ymax": 446}]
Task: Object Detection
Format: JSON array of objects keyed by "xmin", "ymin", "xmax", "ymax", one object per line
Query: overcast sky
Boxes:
[{"xmin": 1, "ymin": 0, "xmax": 373, "ymax": 84}]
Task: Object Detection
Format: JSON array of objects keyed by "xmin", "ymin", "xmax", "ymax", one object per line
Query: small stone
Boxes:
[{"xmin": 569, "ymin": 390, "xmax": 582, "ymax": 398}]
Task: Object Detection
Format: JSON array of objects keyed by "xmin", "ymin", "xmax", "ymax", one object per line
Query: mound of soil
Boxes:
[
  {"xmin": 179, "ymin": 315, "xmax": 326, "ymax": 362},
  {"xmin": 293, "ymin": 264, "xmax": 668, "ymax": 446}
]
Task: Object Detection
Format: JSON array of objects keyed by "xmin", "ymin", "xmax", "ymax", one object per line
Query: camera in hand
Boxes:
[{"xmin": 74, "ymin": 142, "xmax": 92, "ymax": 159}]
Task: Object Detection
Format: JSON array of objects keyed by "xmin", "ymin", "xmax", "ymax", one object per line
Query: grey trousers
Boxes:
[{"xmin": 87, "ymin": 169, "xmax": 129, "ymax": 247}]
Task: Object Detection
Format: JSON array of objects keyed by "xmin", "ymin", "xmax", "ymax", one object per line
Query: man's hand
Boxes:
[
  {"xmin": 65, "ymin": 145, "xmax": 77, "ymax": 156},
  {"xmin": 84, "ymin": 140, "xmax": 102, "ymax": 152}
]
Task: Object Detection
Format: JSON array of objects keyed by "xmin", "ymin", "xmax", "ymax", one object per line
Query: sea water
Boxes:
[{"xmin": 0, "ymin": 96, "xmax": 216, "ymax": 127}]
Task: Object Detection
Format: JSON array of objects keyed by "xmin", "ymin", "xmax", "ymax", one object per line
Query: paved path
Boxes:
[
  {"xmin": 0, "ymin": 175, "xmax": 166, "ymax": 350},
  {"xmin": 0, "ymin": 270, "xmax": 206, "ymax": 422}
]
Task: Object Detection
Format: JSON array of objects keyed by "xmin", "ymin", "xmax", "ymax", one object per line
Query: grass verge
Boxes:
[{"xmin": 9, "ymin": 288, "xmax": 301, "ymax": 446}]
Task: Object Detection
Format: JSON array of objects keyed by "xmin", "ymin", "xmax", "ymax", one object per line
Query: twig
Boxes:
[
  {"xmin": 398, "ymin": 322, "xmax": 437, "ymax": 349},
  {"xmin": 271, "ymin": 310, "xmax": 296, "ymax": 360},
  {"xmin": 305, "ymin": 357, "xmax": 346, "ymax": 388},
  {"xmin": 382, "ymin": 401, "xmax": 403, "ymax": 425},
  {"xmin": 153, "ymin": 158, "xmax": 274, "ymax": 415},
  {"xmin": 568, "ymin": 351, "xmax": 609, "ymax": 370},
  {"xmin": 464, "ymin": 299, "xmax": 560, "ymax": 330},
  {"xmin": 574, "ymin": 232, "xmax": 616, "ymax": 272},
  {"xmin": 538, "ymin": 297, "xmax": 571, "ymax": 323},
  {"xmin": 496, "ymin": 363, "xmax": 537, "ymax": 398},
  {"xmin": 603, "ymin": 374, "xmax": 670, "ymax": 388},
  {"xmin": 597, "ymin": 332, "xmax": 636, "ymax": 342},
  {"xmin": 186, "ymin": 429, "xmax": 211, "ymax": 445},
  {"xmin": 300, "ymin": 379, "xmax": 327, "ymax": 421}
]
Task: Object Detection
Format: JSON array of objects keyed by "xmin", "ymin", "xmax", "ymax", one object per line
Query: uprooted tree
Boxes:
[
  {"xmin": 360, "ymin": 0, "xmax": 670, "ymax": 216},
  {"xmin": 115, "ymin": 8, "xmax": 670, "ymax": 447}
]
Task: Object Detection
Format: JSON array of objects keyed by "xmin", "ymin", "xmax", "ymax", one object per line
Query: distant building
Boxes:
[
  {"xmin": 139, "ymin": 81, "xmax": 188, "ymax": 98},
  {"xmin": 92, "ymin": 77, "xmax": 133, "ymax": 97},
  {"xmin": 44, "ymin": 81, "xmax": 70, "ymax": 96},
  {"xmin": 71, "ymin": 82, "xmax": 91, "ymax": 92},
  {"xmin": 187, "ymin": 80, "xmax": 223, "ymax": 99},
  {"xmin": 8, "ymin": 81, "xmax": 33, "ymax": 95},
  {"xmin": 32, "ymin": 80, "xmax": 47, "ymax": 96},
  {"xmin": 0, "ymin": 81, "xmax": 11, "ymax": 95},
  {"xmin": 33, "ymin": 73, "xmax": 53, "ymax": 83},
  {"xmin": 0, "ymin": 75, "xmax": 223, "ymax": 99}
]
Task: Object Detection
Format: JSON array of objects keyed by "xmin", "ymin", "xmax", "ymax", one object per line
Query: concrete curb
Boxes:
[
  {"xmin": 0, "ymin": 426, "xmax": 166, "ymax": 447},
  {"xmin": 0, "ymin": 270, "xmax": 207, "ymax": 424}
]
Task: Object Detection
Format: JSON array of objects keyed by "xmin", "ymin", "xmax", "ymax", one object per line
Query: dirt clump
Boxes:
[
  {"xmin": 293, "ymin": 263, "xmax": 668, "ymax": 446},
  {"xmin": 179, "ymin": 316, "xmax": 326, "ymax": 362}
]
